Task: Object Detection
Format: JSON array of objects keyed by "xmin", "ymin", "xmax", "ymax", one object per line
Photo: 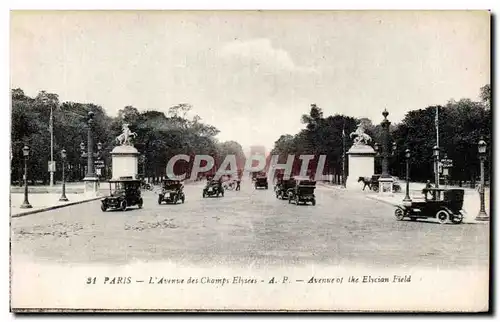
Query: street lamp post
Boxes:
[
  {"xmin": 86, "ymin": 111, "xmax": 96, "ymax": 179},
  {"xmin": 476, "ymin": 139, "xmax": 489, "ymax": 221},
  {"xmin": 80, "ymin": 141, "xmax": 103, "ymax": 178},
  {"xmin": 433, "ymin": 145, "xmax": 440, "ymax": 188},
  {"xmin": 403, "ymin": 149, "xmax": 412, "ymax": 205},
  {"xmin": 82, "ymin": 111, "xmax": 99, "ymax": 194},
  {"xmin": 20, "ymin": 145, "xmax": 32, "ymax": 209},
  {"xmin": 380, "ymin": 109, "xmax": 392, "ymax": 178},
  {"xmin": 374, "ymin": 110, "xmax": 397, "ymax": 194},
  {"xmin": 59, "ymin": 148, "xmax": 69, "ymax": 202}
]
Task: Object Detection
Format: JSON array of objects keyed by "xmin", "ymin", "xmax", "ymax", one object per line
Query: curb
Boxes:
[
  {"xmin": 11, "ymin": 196, "xmax": 103, "ymax": 218},
  {"xmin": 366, "ymin": 195, "xmax": 400, "ymax": 207},
  {"xmin": 317, "ymin": 183, "xmax": 345, "ymax": 190}
]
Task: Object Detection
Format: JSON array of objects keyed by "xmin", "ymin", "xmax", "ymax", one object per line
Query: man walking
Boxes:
[{"xmin": 236, "ymin": 175, "xmax": 241, "ymax": 191}]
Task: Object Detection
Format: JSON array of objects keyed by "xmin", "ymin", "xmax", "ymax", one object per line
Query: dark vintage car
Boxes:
[
  {"xmin": 158, "ymin": 179, "xmax": 185, "ymax": 205},
  {"xmin": 275, "ymin": 178, "xmax": 296, "ymax": 199},
  {"xmin": 254, "ymin": 175, "xmax": 269, "ymax": 189},
  {"xmin": 101, "ymin": 177, "xmax": 143, "ymax": 212},
  {"xmin": 203, "ymin": 180, "xmax": 224, "ymax": 198},
  {"xmin": 287, "ymin": 179, "xmax": 316, "ymax": 205},
  {"xmin": 370, "ymin": 174, "xmax": 401, "ymax": 193},
  {"xmin": 394, "ymin": 188, "xmax": 465, "ymax": 224}
]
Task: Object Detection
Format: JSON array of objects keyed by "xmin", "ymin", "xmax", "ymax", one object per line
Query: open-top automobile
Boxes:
[
  {"xmin": 158, "ymin": 179, "xmax": 185, "ymax": 205},
  {"xmin": 275, "ymin": 177, "xmax": 296, "ymax": 199},
  {"xmin": 203, "ymin": 179, "xmax": 224, "ymax": 198}
]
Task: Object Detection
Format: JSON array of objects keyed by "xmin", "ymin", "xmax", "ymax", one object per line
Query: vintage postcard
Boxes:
[{"xmin": 9, "ymin": 10, "xmax": 490, "ymax": 312}]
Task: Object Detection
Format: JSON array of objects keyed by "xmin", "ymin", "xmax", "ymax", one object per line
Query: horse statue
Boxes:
[
  {"xmin": 357, "ymin": 177, "xmax": 373, "ymax": 191},
  {"xmin": 350, "ymin": 122, "xmax": 372, "ymax": 146},
  {"xmin": 116, "ymin": 123, "xmax": 137, "ymax": 146}
]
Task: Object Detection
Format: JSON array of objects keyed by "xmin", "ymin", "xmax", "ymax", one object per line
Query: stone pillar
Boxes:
[
  {"xmin": 111, "ymin": 145, "xmax": 140, "ymax": 180},
  {"xmin": 378, "ymin": 177, "xmax": 394, "ymax": 194},
  {"xmin": 346, "ymin": 144, "xmax": 376, "ymax": 190}
]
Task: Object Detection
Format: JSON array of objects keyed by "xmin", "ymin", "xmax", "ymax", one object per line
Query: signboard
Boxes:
[
  {"xmin": 441, "ymin": 159, "xmax": 453, "ymax": 168},
  {"xmin": 94, "ymin": 160, "xmax": 105, "ymax": 169},
  {"xmin": 48, "ymin": 161, "xmax": 56, "ymax": 172}
]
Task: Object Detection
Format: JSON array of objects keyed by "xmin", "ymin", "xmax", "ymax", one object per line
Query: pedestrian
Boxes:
[
  {"xmin": 423, "ymin": 180, "xmax": 433, "ymax": 198},
  {"xmin": 236, "ymin": 177, "xmax": 241, "ymax": 191}
]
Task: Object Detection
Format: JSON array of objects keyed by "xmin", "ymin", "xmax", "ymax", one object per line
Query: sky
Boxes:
[{"xmin": 10, "ymin": 10, "xmax": 490, "ymax": 152}]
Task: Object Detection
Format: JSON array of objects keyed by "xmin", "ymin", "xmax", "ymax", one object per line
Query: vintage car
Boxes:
[
  {"xmin": 370, "ymin": 174, "xmax": 401, "ymax": 193},
  {"xmin": 101, "ymin": 177, "xmax": 143, "ymax": 212},
  {"xmin": 254, "ymin": 175, "xmax": 269, "ymax": 189},
  {"xmin": 203, "ymin": 180, "xmax": 224, "ymax": 198},
  {"xmin": 158, "ymin": 179, "xmax": 185, "ymax": 205},
  {"xmin": 287, "ymin": 179, "xmax": 316, "ymax": 205},
  {"xmin": 275, "ymin": 178, "xmax": 297, "ymax": 199},
  {"xmin": 394, "ymin": 188, "xmax": 465, "ymax": 224}
]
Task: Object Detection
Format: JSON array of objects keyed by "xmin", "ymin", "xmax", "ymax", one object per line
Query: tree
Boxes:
[
  {"xmin": 10, "ymin": 89, "xmax": 226, "ymax": 184},
  {"xmin": 480, "ymin": 84, "xmax": 491, "ymax": 109}
]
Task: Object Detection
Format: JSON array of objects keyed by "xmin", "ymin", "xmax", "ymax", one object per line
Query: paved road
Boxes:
[{"xmin": 11, "ymin": 180, "xmax": 489, "ymax": 269}]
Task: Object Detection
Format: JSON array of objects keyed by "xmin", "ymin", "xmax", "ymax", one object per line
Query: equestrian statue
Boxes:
[
  {"xmin": 349, "ymin": 121, "xmax": 372, "ymax": 146},
  {"xmin": 116, "ymin": 123, "xmax": 137, "ymax": 146}
]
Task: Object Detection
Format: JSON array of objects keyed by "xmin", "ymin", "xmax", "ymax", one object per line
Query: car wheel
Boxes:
[
  {"xmin": 100, "ymin": 203, "xmax": 107, "ymax": 212},
  {"xmin": 181, "ymin": 196, "xmax": 185, "ymax": 204},
  {"xmin": 276, "ymin": 193, "xmax": 279, "ymax": 199},
  {"xmin": 436, "ymin": 209, "xmax": 449, "ymax": 224},
  {"xmin": 158, "ymin": 196, "xmax": 162, "ymax": 205},
  {"xmin": 173, "ymin": 196, "xmax": 178, "ymax": 204},
  {"xmin": 202, "ymin": 191, "xmax": 206, "ymax": 198},
  {"xmin": 138, "ymin": 198, "xmax": 143, "ymax": 209},
  {"xmin": 311, "ymin": 199, "xmax": 316, "ymax": 206},
  {"xmin": 120, "ymin": 200, "xmax": 127, "ymax": 211},
  {"xmin": 295, "ymin": 196, "xmax": 300, "ymax": 205},
  {"xmin": 373, "ymin": 185, "xmax": 379, "ymax": 192},
  {"xmin": 394, "ymin": 207, "xmax": 405, "ymax": 221}
]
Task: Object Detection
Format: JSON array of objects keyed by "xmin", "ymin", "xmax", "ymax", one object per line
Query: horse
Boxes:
[
  {"xmin": 116, "ymin": 125, "xmax": 137, "ymax": 146},
  {"xmin": 357, "ymin": 177, "xmax": 372, "ymax": 191}
]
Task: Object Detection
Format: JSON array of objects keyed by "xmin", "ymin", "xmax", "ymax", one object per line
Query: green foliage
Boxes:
[
  {"xmin": 272, "ymin": 85, "xmax": 491, "ymax": 183},
  {"xmin": 11, "ymin": 89, "xmax": 222, "ymax": 183}
]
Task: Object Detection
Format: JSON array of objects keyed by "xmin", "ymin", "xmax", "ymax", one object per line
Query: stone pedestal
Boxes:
[
  {"xmin": 378, "ymin": 176, "xmax": 394, "ymax": 194},
  {"xmin": 111, "ymin": 145, "xmax": 140, "ymax": 180},
  {"xmin": 346, "ymin": 144, "xmax": 376, "ymax": 190},
  {"xmin": 83, "ymin": 177, "xmax": 99, "ymax": 196}
]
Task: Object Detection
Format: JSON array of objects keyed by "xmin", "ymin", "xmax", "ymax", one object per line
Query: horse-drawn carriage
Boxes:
[
  {"xmin": 394, "ymin": 188, "xmax": 465, "ymax": 224},
  {"xmin": 275, "ymin": 177, "xmax": 296, "ymax": 199},
  {"xmin": 101, "ymin": 177, "xmax": 143, "ymax": 212},
  {"xmin": 287, "ymin": 179, "xmax": 316, "ymax": 206},
  {"xmin": 158, "ymin": 179, "xmax": 185, "ymax": 205},
  {"xmin": 358, "ymin": 174, "xmax": 401, "ymax": 192}
]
